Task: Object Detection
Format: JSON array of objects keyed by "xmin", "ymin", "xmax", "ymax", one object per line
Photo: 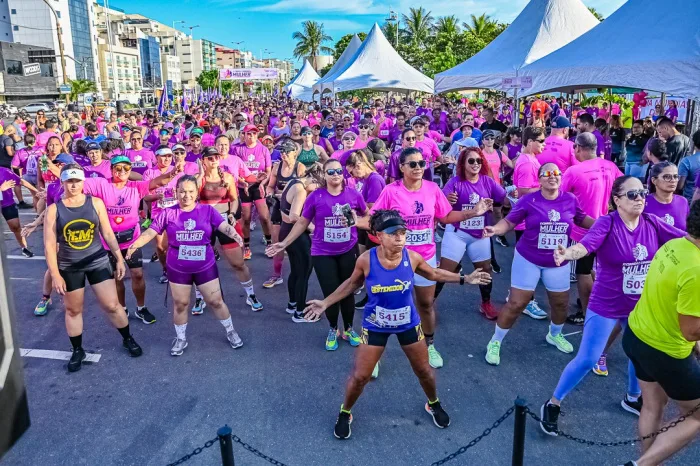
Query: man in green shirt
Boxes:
[{"xmin": 621, "ymin": 200, "xmax": 700, "ymax": 466}]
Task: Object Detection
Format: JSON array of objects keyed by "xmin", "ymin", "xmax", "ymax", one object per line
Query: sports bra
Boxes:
[
  {"xmin": 280, "ymin": 179, "xmax": 303, "ymax": 218},
  {"xmin": 275, "ymin": 160, "xmax": 300, "ymax": 192}
]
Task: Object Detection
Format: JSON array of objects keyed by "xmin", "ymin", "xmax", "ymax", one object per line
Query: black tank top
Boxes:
[
  {"xmin": 56, "ymin": 195, "xmax": 109, "ymax": 271},
  {"xmin": 275, "ymin": 161, "xmax": 300, "ymax": 192},
  {"xmin": 280, "ymin": 179, "xmax": 303, "ymax": 217}
]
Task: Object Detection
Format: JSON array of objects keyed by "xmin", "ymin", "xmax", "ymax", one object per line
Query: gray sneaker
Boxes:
[
  {"xmin": 226, "ymin": 329, "xmax": 243, "ymax": 349},
  {"xmin": 171, "ymin": 338, "xmax": 188, "ymax": 356}
]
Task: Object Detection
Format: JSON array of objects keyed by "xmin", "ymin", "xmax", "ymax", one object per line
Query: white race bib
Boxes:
[
  {"xmin": 460, "ymin": 216, "xmax": 484, "ymax": 230},
  {"xmin": 379, "ymin": 130, "xmax": 389, "ymax": 136},
  {"xmin": 538, "ymin": 233, "xmax": 567, "ymax": 250},
  {"xmin": 324, "ymin": 227, "xmax": 350, "ymax": 243},
  {"xmin": 177, "ymin": 245, "xmax": 206, "ymax": 261},
  {"xmin": 623, "ymin": 273, "xmax": 647, "ymax": 295},
  {"xmin": 375, "ymin": 305, "xmax": 411, "ymax": 327},
  {"xmin": 158, "ymin": 197, "xmax": 177, "ymax": 209},
  {"xmin": 406, "ymin": 228, "xmax": 432, "ymax": 246}
]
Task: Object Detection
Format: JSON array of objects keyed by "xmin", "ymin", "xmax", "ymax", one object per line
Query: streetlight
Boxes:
[
  {"xmin": 172, "ymin": 20, "xmax": 185, "ymax": 31},
  {"xmin": 40, "ymin": 0, "xmax": 68, "ymax": 89},
  {"xmin": 188, "ymin": 25, "xmax": 200, "ymax": 38},
  {"xmin": 385, "ymin": 9, "xmax": 399, "ymax": 49}
]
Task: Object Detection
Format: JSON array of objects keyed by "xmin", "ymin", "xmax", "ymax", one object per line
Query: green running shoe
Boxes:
[
  {"xmin": 485, "ymin": 340, "xmax": 501, "ymax": 366},
  {"xmin": 34, "ymin": 297, "xmax": 51, "ymax": 316},
  {"xmin": 342, "ymin": 328, "xmax": 361, "ymax": 347},
  {"xmin": 427, "ymin": 344, "xmax": 443, "ymax": 368},
  {"xmin": 546, "ymin": 332, "xmax": 574, "ymax": 353},
  {"xmin": 326, "ymin": 328, "xmax": 339, "ymax": 351}
]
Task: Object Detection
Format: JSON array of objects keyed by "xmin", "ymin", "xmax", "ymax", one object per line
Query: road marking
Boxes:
[
  {"xmin": 10, "ymin": 277, "xmax": 36, "ymax": 281},
  {"xmin": 8, "ymin": 254, "xmax": 152, "ymax": 263},
  {"xmin": 20, "ymin": 348, "xmax": 101, "ymax": 363},
  {"xmin": 563, "ymin": 330, "xmax": 583, "ymax": 337}
]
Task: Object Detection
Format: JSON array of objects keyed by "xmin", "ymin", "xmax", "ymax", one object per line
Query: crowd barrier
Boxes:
[{"xmin": 166, "ymin": 398, "xmax": 700, "ymax": 466}]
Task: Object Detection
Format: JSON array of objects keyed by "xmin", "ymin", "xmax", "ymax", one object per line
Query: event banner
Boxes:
[
  {"xmin": 219, "ymin": 68, "xmax": 279, "ymax": 81},
  {"xmin": 640, "ymin": 96, "xmax": 687, "ymax": 123}
]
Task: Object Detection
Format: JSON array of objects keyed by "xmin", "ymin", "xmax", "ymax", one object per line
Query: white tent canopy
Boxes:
[
  {"xmin": 435, "ymin": 0, "xmax": 599, "ymax": 94},
  {"xmin": 321, "ymin": 24, "xmax": 434, "ymax": 95},
  {"xmin": 521, "ymin": 0, "xmax": 700, "ymax": 100},
  {"xmin": 312, "ymin": 35, "xmax": 363, "ymax": 98},
  {"xmin": 283, "ymin": 59, "xmax": 320, "ymax": 101}
]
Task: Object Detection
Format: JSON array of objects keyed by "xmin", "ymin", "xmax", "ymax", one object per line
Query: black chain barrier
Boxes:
[
  {"xmin": 430, "ymin": 406, "xmax": 515, "ymax": 466},
  {"xmin": 231, "ymin": 434, "xmax": 290, "ymax": 466},
  {"xmin": 166, "ymin": 436, "xmax": 218, "ymax": 466}
]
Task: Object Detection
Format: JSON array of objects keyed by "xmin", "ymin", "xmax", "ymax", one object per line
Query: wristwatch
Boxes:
[{"xmin": 459, "ymin": 271, "xmax": 465, "ymax": 286}]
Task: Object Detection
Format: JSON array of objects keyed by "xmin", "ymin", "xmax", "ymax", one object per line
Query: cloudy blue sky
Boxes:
[{"xmin": 119, "ymin": 0, "xmax": 627, "ymax": 65}]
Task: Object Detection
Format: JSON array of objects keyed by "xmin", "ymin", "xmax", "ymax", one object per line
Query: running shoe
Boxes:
[
  {"xmin": 546, "ymin": 332, "xmax": 574, "ymax": 353},
  {"xmin": 159, "ymin": 271, "xmax": 169, "ymax": 284},
  {"xmin": 226, "ymin": 329, "xmax": 243, "ymax": 349},
  {"xmin": 621, "ymin": 395, "xmax": 643, "ymax": 416},
  {"xmin": 170, "ymin": 338, "xmax": 188, "ymax": 356},
  {"xmin": 246, "ymin": 295, "xmax": 264, "ymax": 312},
  {"xmin": 140, "ymin": 219, "xmax": 152, "ymax": 229},
  {"xmin": 354, "ymin": 284, "xmax": 364, "ymax": 295},
  {"xmin": 427, "ymin": 344, "xmax": 443, "ymax": 368},
  {"xmin": 592, "ymin": 353, "xmax": 609, "ymax": 376},
  {"xmin": 539, "ymin": 402, "xmax": 560, "ymax": 436},
  {"xmin": 342, "ymin": 328, "xmax": 361, "ymax": 347},
  {"xmin": 566, "ymin": 310, "xmax": 585, "ymax": 326},
  {"xmin": 479, "ymin": 301, "xmax": 499, "ymax": 320},
  {"xmin": 354, "ymin": 294, "xmax": 368, "ymax": 310},
  {"xmin": 334, "ymin": 410, "xmax": 353, "ymax": 439},
  {"xmin": 491, "ymin": 260, "xmax": 501, "ymax": 274},
  {"xmin": 214, "ymin": 249, "xmax": 221, "ymax": 261},
  {"xmin": 495, "ymin": 235, "xmax": 509, "ymax": 247},
  {"xmin": 285, "ymin": 302, "xmax": 296, "ymax": 314},
  {"xmin": 34, "ymin": 297, "xmax": 51, "ymax": 316},
  {"xmin": 135, "ymin": 307, "xmax": 156, "ymax": 324},
  {"xmin": 21, "ymin": 247, "xmax": 34, "ymax": 258},
  {"xmin": 191, "ymin": 298, "xmax": 206, "ymax": 315},
  {"xmin": 326, "ymin": 328, "xmax": 339, "ymax": 351},
  {"xmin": 67, "ymin": 347, "xmax": 86, "ymax": 372},
  {"xmin": 123, "ymin": 336, "xmax": 143, "ymax": 357},
  {"xmin": 243, "ymin": 247, "xmax": 252, "ymax": 260},
  {"xmin": 151, "ymin": 252, "xmax": 158, "ymax": 262},
  {"xmin": 263, "ymin": 276, "xmax": 283, "ymax": 289},
  {"xmin": 425, "ymin": 400, "xmax": 450, "ymax": 428},
  {"xmin": 523, "ymin": 300, "xmax": 547, "ymax": 320},
  {"xmin": 371, "ymin": 362, "xmax": 379, "ymax": 379},
  {"xmin": 292, "ymin": 311, "xmax": 315, "ymax": 323},
  {"xmin": 485, "ymin": 340, "xmax": 501, "ymax": 365}
]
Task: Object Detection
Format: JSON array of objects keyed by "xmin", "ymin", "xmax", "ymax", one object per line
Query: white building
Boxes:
[
  {"xmin": 161, "ymin": 54, "xmax": 181, "ymax": 91},
  {"xmin": 97, "ymin": 39, "xmax": 141, "ymax": 103},
  {"xmin": 176, "ymin": 37, "xmax": 217, "ymax": 89}
]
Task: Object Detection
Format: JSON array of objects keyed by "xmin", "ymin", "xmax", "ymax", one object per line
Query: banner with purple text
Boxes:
[{"xmin": 219, "ymin": 68, "xmax": 279, "ymax": 81}]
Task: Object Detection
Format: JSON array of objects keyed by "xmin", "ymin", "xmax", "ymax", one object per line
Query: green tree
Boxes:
[
  {"xmin": 196, "ymin": 70, "xmax": 219, "ymax": 91},
  {"xmin": 435, "ymin": 15, "xmax": 460, "ymax": 41},
  {"xmin": 221, "ymin": 81, "xmax": 235, "ymax": 96},
  {"xmin": 332, "ymin": 32, "xmax": 367, "ymax": 61},
  {"xmin": 588, "ymin": 7, "xmax": 604, "ymax": 21},
  {"xmin": 401, "ymin": 7, "xmax": 434, "ymax": 47},
  {"xmin": 382, "ymin": 21, "xmax": 401, "ymax": 48},
  {"xmin": 462, "ymin": 13, "xmax": 498, "ymax": 40},
  {"xmin": 292, "ymin": 20, "xmax": 333, "ymax": 70},
  {"xmin": 68, "ymin": 79, "xmax": 97, "ymax": 102}
]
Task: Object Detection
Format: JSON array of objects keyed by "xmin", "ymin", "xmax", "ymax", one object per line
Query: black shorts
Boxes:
[
  {"xmin": 213, "ymin": 220, "xmax": 243, "ymax": 250},
  {"xmin": 575, "ymin": 253, "xmax": 596, "ymax": 275},
  {"xmin": 269, "ymin": 197, "xmax": 282, "ymax": 225},
  {"xmin": 108, "ymin": 247, "xmax": 143, "ymax": 270},
  {"xmin": 1, "ymin": 204, "xmax": 18, "ymax": 221},
  {"xmin": 239, "ymin": 182, "xmax": 264, "ymax": 203},
  {"xmin": 623, "ymin": 326, "xmax": 700, "ymax": 401},
  {"xmin": 361, "ymin": 324, "xmax": 424, "ymax": 347},
  {"xmin": 59, "ymin": 262, "xmax": 114, "ymax": 293}
]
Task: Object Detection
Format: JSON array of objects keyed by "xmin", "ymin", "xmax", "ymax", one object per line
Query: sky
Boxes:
[{"xmin": 115, "ymin": 0, "xmax": 627, "ymax": 68}]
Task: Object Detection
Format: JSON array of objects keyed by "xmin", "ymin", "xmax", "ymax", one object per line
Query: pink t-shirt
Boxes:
[
  {"xmin": 232, "ymin": 142, "xmax": 271, "ymax": 174},
  {"xmin": 560, "ymin": 157, "xmax": 623, "ymax": 241},
  {"xmin": 482, "ymin": 149, "xmax": 510, "ymax": 185},
  {"xmin": 219, "ymin": 156, "xmax": 251, "ymax": 183},
  {"xmin": 126, "ymin": 148, "xmax": 155, "ymax": 175},
  {"xmin": 537, "ymin": 136, "xmax": 578, "ymax": 173},
  {"xmin": 35, "ymin": 131, "xmax": 58, "ymax": 150},
  {"xmin": 415, "ymin": 137, "xmax": 440, "ymax": 163},
  {"xmin": 371, "ymin": 180, "xmax": 452, "ymax": 260},
  {"xmin": 353, "ymin": 136, "xmax": 374, "ymax": 150},
  {"xmin": 143, "ymin": 164, "xmax": 197, "ymax": 218},
  {"xmin": 83, "ymin": 160, "xmax": 111, "ymax": 179}
]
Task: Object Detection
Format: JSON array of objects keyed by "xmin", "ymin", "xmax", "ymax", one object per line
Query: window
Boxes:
[
  {"xmin": 5, "ymin": 59, "xmax": 21, "ymax": 75},
  {"xmin": 13, "ymin": 25, "xmax": 18, "ymax": 31},
  {"xmin": 10, "ymin": 9, "xmax": 15, "ymax": 14},
  {"xmin": 39, "ymin": 63, "xmax": 54, "ymax": 77},
  {"xmin": 56, "ymin": 11, "xmax": 61, "ymax": 18}
]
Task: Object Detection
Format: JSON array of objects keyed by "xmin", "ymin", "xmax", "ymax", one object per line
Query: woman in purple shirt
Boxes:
[
  {"xmin": 126, "ymin": 175, "xmax": 245, "ymax": 356},
  {"xmin": 482, "ymin": 163, "xmax": 593, "ymax": 365},
  {"xmin": 645, "ymin": 162, "xmax": 689, "ymax": 231},
  {"xmin": 267, "ymin": 159, "xmax": 368, "ymax": 351},
  {"xmin": 540, "ymin": 175, "xmax": 686, "ymax": 436}
]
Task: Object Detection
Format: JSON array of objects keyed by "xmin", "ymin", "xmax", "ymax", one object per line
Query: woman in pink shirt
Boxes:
[{"xmin": 353, "ymin": 119, "xmax": 375, "ymax": 150}]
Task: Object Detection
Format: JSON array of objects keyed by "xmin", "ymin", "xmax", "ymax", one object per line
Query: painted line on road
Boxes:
[
  {"xmin": 8, "ymin": 254, "xmax": 153, "ymax": 263},
  {"xmin": 563, "ymin": 330, "xmax": 583, "ymax": 337},
  {"xmin": 20, "ymin": 348, "xmax": 101, "ymax": 363},
  {"xmin": 10, "ymin": 277, "xmax": 36, "ymax": 281}
]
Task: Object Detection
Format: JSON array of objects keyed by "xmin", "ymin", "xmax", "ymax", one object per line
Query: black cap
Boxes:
[
  {"xmin": 276, "ymin": 140, "xmax": 297, "ymax": 153},
  {"xmin": 202, "ymin": 146, "xmax": 221, "ymax": 157},
  {"xmin": 367, "ymin": 138, "xmax": 386, "ymax": 155},
  {"xmin": 359, "ymin": 118, "xmax": 372, "ymax": 126}
]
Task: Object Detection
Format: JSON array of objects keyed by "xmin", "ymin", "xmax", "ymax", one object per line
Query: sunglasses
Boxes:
[
  {"xmin": 173, "ymin": 150, "xmax": 186, "ymax": 155},
  {"xmin": 404, "ymin": 136, "xmax": 416, "ymax": 141},
  {"xmin": 467, "ymin": 158, "xmax": 482, "ymax": 166},
  {"xmin": 540, "ymin": 169, "xmax": 562, "ymax": 177},
  {"xmin": 342, "ymin": 137, "xmax": 356, "ymax": 141},
  {"xmin": 621, "ymin": 189, "xmax": 649, "ymax": 200},
  {"xmin": 658, "ymin": 174, "xmax": 680, "ymax": 182},
  {"xmin": 326, "ymin": 168, "xmax": 343, "ymax": 176},
  {"xmin": 483, "ymin": 137, "xmax": 495, "ymax": 141},
  {"xmin": 112, "ymin": 165, "xmax": 131, "ymax": 173},
  {"xmin": 131, "ymin": 138, "xmax": 143, "ymax": 142},
  {"xmin": 204, "ymin": 155, "xmax": 220, "ymax": 161},
  {"xmin": 359, "ymin": 125, "xmax": 370, "ymax": 129},
  {"xmin": 402, "ymin": 160, "xmax": 426, "ymax": 169},
  {"xmin": 534, "ymin": 138, "xmax": 546, "ymax": 144},
  {"xmin": 235, "ymin": 119, "xmax": 244, "ymax": 123}
]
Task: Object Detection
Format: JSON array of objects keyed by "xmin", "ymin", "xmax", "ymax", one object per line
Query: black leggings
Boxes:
[
  {"xmin": 312, "ymin": 245, "xmax": 359, "ymax": 330},
  {"xmin": 282, "ymin": 223, "xmax": 313, "ymax": 313}
]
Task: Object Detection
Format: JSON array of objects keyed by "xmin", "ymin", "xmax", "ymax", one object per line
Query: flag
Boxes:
[
  {"xmin": 157, "ymin": 82, "xmax": 167, "ymax": 115},
  {"xmin": 286, "ymin": 87, "xmax": 292, "ymax": 98},
  {"xmin": 182, "ymin": 89, "xmax": 189, "ymax": 112},
  {"xmin": 273, "ymin": 87, "xmax": 278, "ymax": 97}
]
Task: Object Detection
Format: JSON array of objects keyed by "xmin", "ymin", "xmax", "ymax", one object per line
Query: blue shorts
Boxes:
[{"xmin": 510, "ymin": 249, "xmax": 570, "ymax": 293}]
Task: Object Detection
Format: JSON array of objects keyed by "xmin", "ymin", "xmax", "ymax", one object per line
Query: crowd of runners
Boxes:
[{"xmin": 2, "ymin": 94, "xmax": 699, "ymax": 466}]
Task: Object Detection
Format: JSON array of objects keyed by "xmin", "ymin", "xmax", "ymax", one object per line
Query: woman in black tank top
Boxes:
[{"xmin": 43, "ymin": 163, "xmax": 143, "ymax": 372}]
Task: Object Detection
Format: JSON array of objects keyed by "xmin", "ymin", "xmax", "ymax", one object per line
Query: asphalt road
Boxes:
[{"xmin": 1, "ymin": 211, "xmax": 698, "ymax": 466}]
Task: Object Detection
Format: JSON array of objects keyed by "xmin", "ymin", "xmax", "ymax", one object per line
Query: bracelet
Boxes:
[{"xmin": 459, "ymin": 272, "xmax": 465, "ymax": 286}]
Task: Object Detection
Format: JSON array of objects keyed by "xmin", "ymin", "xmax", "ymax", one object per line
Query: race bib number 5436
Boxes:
[{"xmin": 178, "ymin": 245, "xmax": 206, "ymax": 261}]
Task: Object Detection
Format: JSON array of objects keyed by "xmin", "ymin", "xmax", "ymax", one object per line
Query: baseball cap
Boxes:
[
  {"xmin": 202, "ymin": 146, "xmax": 220, "ymax": 158},
  {"xmin": 159, "ymin": 129, "xmax": 170, "ymax": 136},
  {"xmin": 190, "ymin": 127, "xmax": 204, "ymax": 136},
  {"xmin": 60, "ymin": 166, "xmax": 85, "ymax": 182},
  {"xmin": 54, "ymin": 153, "xmax": 75, "ymax": 165},
  {"xmin": 460, "ymin": 121, "xmax": 474, "ymax": 130},
  {"xmin": 341, "ymin": 131, "xmax": 357, "ymax": 140},
  {"xmin": 155, "ymin": 147, "xmax": 173, "ymax": 157},
  {"xmin": 455, "ymin": 137, "xmax": 479, "ymax": 148},
  {"xmin": 551, "ymin": 116, "xmax": 572, "ymax": 129},
  {"xmin": 300, "ymin": 126, "xmax": 312, "ymax": 135},
  {"xmin": 482, "ymin": 129, "xmax": 497, "ymax": 139},
  {"xmin": 410, "ymin": 116, "xmax": 426, "ymax": 126},
  {"xmin": 366, "ymin": 139, "xmax": 386, "ymax": 155},
  {"xmin": 276, "ymin": 140, "xmax": 297, "ymax": 153},
  {"xmin": 110, "ymin": 155, "xmax": 132, "ymax": 166},
  {"xmin": 358, "ymin": 118, "xmax": 372, "ymax": 127},
  {"xmin": 163, "ymin": 122, "xmax": 174, "ymax": 130},
  {"xmin": 86, "ymin": 142, "xmax": 101, "ymax": 152},
  {"xmin": 242, "ymin": 124, "xmax": 259, "ymax": 133}
]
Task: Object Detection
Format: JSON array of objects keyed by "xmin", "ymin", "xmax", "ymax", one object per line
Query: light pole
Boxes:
[
  {"xmin": 188, "ymin": 25, "xmax": 200, "ymax": 38},
  {"xmin": 172, "ymin": 20, "xmax": 185, "ymax": 31},
  {"xmin": 385, "ymin": 9, "xmax": 399, "ymax": 49}
]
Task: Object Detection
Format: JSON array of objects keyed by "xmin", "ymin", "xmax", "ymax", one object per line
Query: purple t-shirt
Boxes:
[
  {"xmin": 579, "ymin": 212, "xmax": 686, "ymax": 318},
  {"xmin": 126, "ymin": 148, "xmax": 155, "ymax": 175},
  {"xmin": 355, "ymin": 171, "xmax": 385, "ymax": 204},
  {"xmin": 302, "ymin": 188, "xmax": 367, "ymax": 256},
  {"xmin": 644, "ymin": 194, "xmax": 689, "ymax": 231},
  {"xmin": 233, "ymin": 142, "xmax": 271, "ymax": 174},
  {"xmin": 506, "ymin": 191, "xmax": 587, "ymax": 268},
  {"xmin": 83, "ymin": 160, "xmax": 111, "ymax": 179},
  {"xmin": 591, "ymin": 130, "xmax": 606, "ymax": 158},
  {"xmin": 443, "ymin": 175, "xmax": 506, "ymax": 238},
  {"xmin": 388, "ymin": 126, "xmax": 404, "ymax": 150},
  {"xmin": 151, "ymin": 204, "xmax": 225, "ymax": 273},
  {"xmin": 0, "ymin": 167, "xmax": 20, "ymax": 207}
]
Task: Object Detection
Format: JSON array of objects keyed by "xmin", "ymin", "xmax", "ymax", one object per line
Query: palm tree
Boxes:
[
  {"xmin": 382, "ymin": 21, "xmax": 401, "ymax": 48},
  {"xmin": 463, "ymin": 13, "xmax": 498, "ymax": 40},
  {"xmin": 402, "ymin": 7, "xmax": 434, "ymax": 47},
  {"xmin": 68, "ymin": 79, "xmax": 97, "ymax": 102},
  {"xmin": 292, "ymin": 21, "xmax": 333, "ymax": 71},
  {"xmin": 435, "ymin": 15, "xmax": 460, "ymax": 40}
]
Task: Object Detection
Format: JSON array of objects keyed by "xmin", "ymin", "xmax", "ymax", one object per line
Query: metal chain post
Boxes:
[{"xmin": 511, "ymin": 398, "xmax": 527, "ymax": 466}]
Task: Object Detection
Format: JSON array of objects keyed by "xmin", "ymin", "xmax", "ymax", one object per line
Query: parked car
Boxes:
[
  {"xmin": 42, "ymin": 102, "xmax": 56, "ymax": 111},
  {"xmin": 20, "ymin": 103, "xmax": 51, "ymax": 114},
  {"xmin": 52, "ymin": 101, "xmax": 66, "ymax": 110}
]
